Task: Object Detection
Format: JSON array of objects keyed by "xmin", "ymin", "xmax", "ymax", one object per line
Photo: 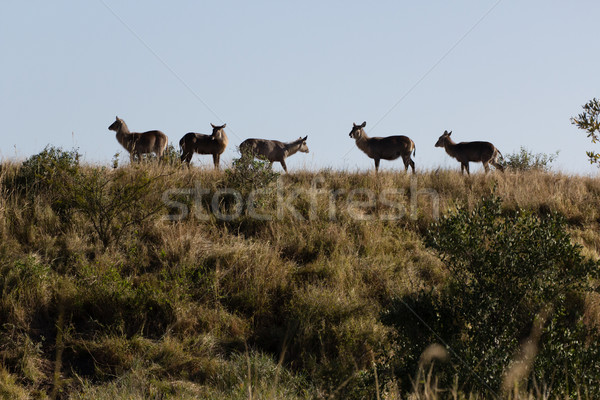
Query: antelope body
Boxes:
[
  {"xmin": 239, "ymin": 136, "xmax": 309, "ymax": 173},
  {"xmin": 348, "ymin": 121, "xmax": 416, "ymax": 173},
  {"xmin": 435, "ymin": 130, "xmax": 504, "ymax": 174},
  {"xmin": 180, "ymin": 123, "xmax": 228, "ymax": 168},
  {"xmin": 108, "ymin": 116, "xmax": 168, "ymax": 162}
]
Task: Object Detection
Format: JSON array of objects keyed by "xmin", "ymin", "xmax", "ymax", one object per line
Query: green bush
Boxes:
[
  {"xmin": 503, "ymin": 147, "xmax": 558, "ymax": 171},
  {"xmin": 225, "ymin": 154, "xmax": 280, "ymax": 196},
  {"xmin": 161, "ymin": 144, "xmax": 182, "ymax": 167},
  {"xmin": 7, "ymin": 146, "xmax": 80, "ymax": 195},
  {"xmin": 146, "ymin": 143, "xmax": 181, "ymax": 167},
  {"xmin": 55, "ymin": 167, "xmax": 166, "ymax": 248},
  {"xmin": 221, "ymin": 154, "xmax": 280, "ymax": 219},
  {"xmin": 382, "ymin": 195, "xmax": 600, "ymax": 395},
  {"xmin": 112, "ymin": 143, "xmax": 180, "ymax": 167}
]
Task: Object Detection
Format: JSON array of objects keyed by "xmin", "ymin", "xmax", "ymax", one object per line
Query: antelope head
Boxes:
[
  {"xmin": 298, "ymin": 135, "xmax": 309, "ymax": 153},
  {"xmin": 435, "ymin": 130, "xmax": 452, "ymax": 147},
  {"xmin": 210, "ymin": 123, "xmax": 227, "ymax": 137},
  {"xmin": 108, "ymin": 116, "xmax": 123, "ymax": 132},
  {"xmin": 349, "ymin": 121, "xmax": 367, "ymax": 139}
]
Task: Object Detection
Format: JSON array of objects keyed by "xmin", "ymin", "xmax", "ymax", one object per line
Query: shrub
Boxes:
[
  {"xmin": 225, "ymin": 154, "xmax": 280, "ymax": 195},
  {"xmin": 111, "ymin": 143, "xmax": 180, "ymax": 168},
  {"xmin": 145, "ymin": 143, "xmax": 181, "ymax": 167},
  {"xmin": 160, "ymin": 143, "xmax": 182, "ymax": 167},
  {"xmin": 7, "ymin": 146, "xmax": 80, "ymax": 195},
  {"xmin": 55, "ymin": 167, "xmax": 166, "ymax": 248},
  {"xmin": 221, "ymin": 154, "xmax": 280, "ymax": 219},
  {"xmin": 503, "ymin": 147, "xmax": 558, "ymax": 171},
  {"xmin": 383, "ymin": 195, "xmax": 600, "ymax": 395}
]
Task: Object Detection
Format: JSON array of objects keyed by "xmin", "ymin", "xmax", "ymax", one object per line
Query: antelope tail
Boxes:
[{"xmin": 413, "ymin": 143, "xmax": 416, "ymax": 157}]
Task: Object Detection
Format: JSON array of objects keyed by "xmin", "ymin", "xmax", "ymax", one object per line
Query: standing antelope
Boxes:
[
  {"xmin": 179, "ymin": 123, "xmax": 228, "ymax": 168},
  {"xmin": 435, "ymin": 130, "xmax": 504, "ymax": 175},
  {"xmin": 108, "ymin": 116, "xmax": 168, "ymax": 162},
  {"xmin": 348, "ymin": 121, "xmax": 416, "ymax": 173},
  {"xmin": 239, "ymin": 136, "xmax": 309, "ymax": 173}
]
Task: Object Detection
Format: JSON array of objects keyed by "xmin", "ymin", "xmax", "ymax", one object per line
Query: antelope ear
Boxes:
[
  {"xmin": 210, "ymin": 123, "xmax": 216, "ymax": 128},
  {"xmin": 221, "ymin": 123, "xmax": 226, "ymax": 128},
  {"xmin": 448, "ymin": 131, "xmax": 452, "ymax": 136},
  {"xmin": 361, "ymin": 121, "xmax": 367, "ymax": 128},
  {"xmin": 303, "ymin": 135, "xmax": 308, "ymax": 141},
  {"xmin": 353, "ymin": 122, "xmax": 357, "ymax": 127},
  {"xmin": 116, "ymin": 116, "xmax": 119, "ymax": 120}
]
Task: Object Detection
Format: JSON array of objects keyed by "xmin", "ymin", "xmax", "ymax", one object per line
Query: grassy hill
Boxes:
[{"xmin": 0, "ymin": 148, "xmax": 599, "ymax": 399}]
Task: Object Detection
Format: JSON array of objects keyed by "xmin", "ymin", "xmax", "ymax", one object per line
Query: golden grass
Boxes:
[{"xmin": 1, "ymin": 159, "xmax": 599, "ymax": 398}]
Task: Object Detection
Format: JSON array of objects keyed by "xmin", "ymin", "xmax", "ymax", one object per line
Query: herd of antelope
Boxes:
[{"xmin": 108, "ymin": 116, "xmax": 504, "ymax": 175}]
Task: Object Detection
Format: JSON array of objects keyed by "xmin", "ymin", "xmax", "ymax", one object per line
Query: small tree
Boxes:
[
  {"xmin": 383, "ymin": 195, "xmax": 600, "ymax": 395},
  {"xmin": 8, "ymin": 146, "xmax": 80, "ymax": 196},
  {"xmin": 56, "ymin": 167, "xmax": 167, "ymax": 248},
  {"xmin": 503, "ymin": 147, "xmax": 558, "ymax": 171},
  {"xmin": 571, "ymin": 98, "xmax": 600, "ymax": 165},
  {"xmin": 225, "ymin": 153, "xmax": 280, "ymax": 196}
]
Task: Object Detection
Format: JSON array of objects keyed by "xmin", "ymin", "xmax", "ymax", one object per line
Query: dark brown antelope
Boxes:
[
  {"xmin": 108, "ymin": 116, "xmax": 168, "ymax": 162},
  {"xmin": 179, "ymin": 123, "xmax": 228, "ymax": 168},
  {"xmin": 435, "ymin": 130, "xmax": 504, "ymax": 175},
  {"xmin": 239, "ymin": 136, "xmax": 309, "ymax": 173},
  {"xmin": 348, "ymin": 121, "xmax": 416, "ymax": 173}
]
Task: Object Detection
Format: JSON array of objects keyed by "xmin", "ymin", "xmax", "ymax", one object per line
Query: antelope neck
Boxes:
[
  {"xmin": 354, "ymin": 132, "xmax": 371, "ymax": 151},
  {"xmin": 285, "ymin": 140, "xmax": 303, "ymax": 156},
  {"xmin": 117, "ymin": 123, "xmax": 131, "ymax": 135}
]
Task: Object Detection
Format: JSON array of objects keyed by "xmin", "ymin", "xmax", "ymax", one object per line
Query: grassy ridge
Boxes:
[{"xmin": 0, "ymin": 155, "xmax": 599, "ymax": 399}]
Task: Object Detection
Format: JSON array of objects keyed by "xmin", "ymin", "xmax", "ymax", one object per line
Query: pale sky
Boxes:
[{"xmin": 1, "ymin": 1, "xmax": 599, "ymax": 173}]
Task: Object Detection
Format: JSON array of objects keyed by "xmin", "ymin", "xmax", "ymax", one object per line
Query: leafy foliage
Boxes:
[
  {"xmin": 503, "ymin": 147, "xmax": 558, "ymax": 171},
  {"xmin": 55, "ymin": 167, "xmax": 167, "ymax": 248},
  {"xmin": 571, "ymin": 98, "xmax": 600, "ymax": 165},
  {"xmin": 112, "ymin": 143, "xmax": 180, "ymax": 167},
  {"xmin": 383, "ymin": 195, "xmax": 600, "ymax": 395},
  {"xmin": 153, "ymin": 143, "xmax": 181, "ymax": 167},
  {"xmin": 225, "ymin": 153, "xmax": 280, "ymax": 195},
  {"xmin": 7, "ymin": 146, "xmax": 80, "ymax": 195}
]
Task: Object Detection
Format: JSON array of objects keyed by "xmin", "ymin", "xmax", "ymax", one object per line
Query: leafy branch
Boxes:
[
  {"xmin": 571, "ymin": 98, "xmax": 600, "ymax": 165},
  {"xmin": 57, "ymin": 167, "xmax": 168, "ymax": 248}
]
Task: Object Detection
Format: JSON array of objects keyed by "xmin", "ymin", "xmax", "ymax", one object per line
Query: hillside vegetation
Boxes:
[{"xmin": 0, "ymin": 147, "xmax": 599, "ymax": 399}]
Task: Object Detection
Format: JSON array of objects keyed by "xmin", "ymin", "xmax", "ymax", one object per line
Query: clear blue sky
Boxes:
[{"xmin": 1, "ymin": 1, "xmax": 599, "ymax": 173}]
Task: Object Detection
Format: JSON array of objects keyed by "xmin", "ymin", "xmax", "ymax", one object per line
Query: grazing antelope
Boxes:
[
  {"xmin": 108, "ymin": 116, "xmax": 168, "ymax": 162},
  {"xmin": 348, "ymin": 121, "xmax": 416, "ymax": 173},
  {"xmin": 239, "ymin": 136, "xmax": 309, "ymax": 173},
  {"xmin": 179, "ymin": 123, "xmax": 228, "ymax": 168},
  {"xmin": 435, "ymin": 130, "xmax": 504, "ymax": 175}
]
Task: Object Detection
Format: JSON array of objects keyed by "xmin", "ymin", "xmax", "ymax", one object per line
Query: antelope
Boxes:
[
  {"xmin": 348, "ymin": 121, "xmax": 416, "ymax": 173},
  {"xmin": 239, "ymin": 136, "xmax": 309, "ymax": 173},
  {"xmin": 108, "ymin": 116, "xmax": 168, "ymax": 162},
  {"xmin": 435, "ymin": 130, "xmax": 504, "ymax": 175},
  {"xmin": 179, "ymin": 123, "xmax": 228, "ymax": 168}
]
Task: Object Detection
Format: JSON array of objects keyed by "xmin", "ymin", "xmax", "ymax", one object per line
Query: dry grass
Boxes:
[{"xmin": 0, "ymin": 158, "xmax": 599, "ymax": 398}]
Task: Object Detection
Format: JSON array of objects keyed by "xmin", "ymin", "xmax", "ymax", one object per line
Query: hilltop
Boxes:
[{"xmin": 0, "ymin": 150, "xmax": 599, "ymax": 399}]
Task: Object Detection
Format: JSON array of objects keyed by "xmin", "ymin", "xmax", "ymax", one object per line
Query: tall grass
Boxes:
[{"xmin": 0, "ymin": 151, "xmax": 599, "ymax": 398}]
